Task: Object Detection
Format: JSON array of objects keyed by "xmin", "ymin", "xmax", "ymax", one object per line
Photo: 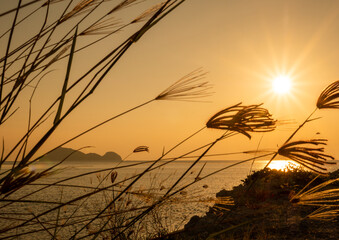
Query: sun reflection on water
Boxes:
[{"xmin": 267, "ymin": 160, "xmax": 299, "ymax": 171}]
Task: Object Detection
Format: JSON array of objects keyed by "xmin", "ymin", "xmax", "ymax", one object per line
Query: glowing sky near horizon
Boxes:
[{"xmin": 0, "ymin": 0, "xmax": 338, "ymax": 164}]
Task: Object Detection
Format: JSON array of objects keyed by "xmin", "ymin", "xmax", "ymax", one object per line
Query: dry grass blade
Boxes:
[
  {"xmin": 133, "ymin": 146, "xmax": 149, "ymax": 153},
  {"xmin": 316, "ymin": 80, "xmax": 339, "ymax": 109},
  {"xmin": 54, "ymin": 28, "xmax": 77, "ymax": 125},
  {"xmin": 0, "ymin": 0, "xmax": 21, "ymax": 108},
  {"xmin": 0, "ymin": 0, "xmax": 40, "ymax": 18},
  {"xmin": 107, "ymin": 0, "xmax": 143, "ymax": 15},
  {"xmin": 131, "ymin": 1, "xmax": 166, "ymax": 23},
  {"xmin": 306, "ymin": 206, "xmax": 339, "ymax": 221},
  {"xmin": 290, "ymin": 178, "xmax": 339, "ymax": 220},
  {"xmin": 278, "ymin": 139, "xmax": 336, "ymax": 174},
  {"xmin": 42, "ymin": 0, "xmax": 65, "ymax": 7},
  {"xmin": 155, "ymin": 68, "xmax": 212, "ymax": 101},
  {"xmin": 210, "ymin": 196, "xmax": 234, "ymax": 213},
  {"xmin": 291, "ymin": 178, "xmax": 339, "ymax": 206},
  {"xmin": 59, "ymin": 0, "xmax": 100, "ymax": 23},
  {"xmin": 0, "ymin": 167, "xmax": 51, "ymax": 195},
  {"xmin": 206, "ymin": 103, "xmax": 276, "ymax": 139},
  {"xmin": 80, "ymin": 16, "xmax": 122, "ymax": 35},
  {"xmin": 43, "ymin": 44, "xmax": 71, "ymax": 70}
]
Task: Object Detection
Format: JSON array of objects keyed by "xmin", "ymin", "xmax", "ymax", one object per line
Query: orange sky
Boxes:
[{"xmin": 1, "ymin": 0, "xmax": 338, "ymax": 163}]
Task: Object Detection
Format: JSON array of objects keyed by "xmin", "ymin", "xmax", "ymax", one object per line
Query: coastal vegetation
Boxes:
[{"xmin": 181, "ymin": 167, "xmax": 339, "ymax": 240}]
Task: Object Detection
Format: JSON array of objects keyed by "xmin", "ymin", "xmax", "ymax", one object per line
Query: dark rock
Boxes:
[
  {"xmin": 41, "ymin": 147, "xmax": 122, "ymax": 163},
  {"xmin": 176, "ymin": 168, "xmax": 339, "ymax": 240}
]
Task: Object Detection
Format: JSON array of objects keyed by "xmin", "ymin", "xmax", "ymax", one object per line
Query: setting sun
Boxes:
[{"xmin": 272, "ymin": 76, "xmax": 292, "ymax": 94}]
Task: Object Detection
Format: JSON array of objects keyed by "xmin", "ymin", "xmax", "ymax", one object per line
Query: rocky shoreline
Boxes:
[{"xmin": 158, "ymin": 167, "xmax": 339, "ymax": 240}]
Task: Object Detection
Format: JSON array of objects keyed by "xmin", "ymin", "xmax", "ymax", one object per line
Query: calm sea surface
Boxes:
[{"xmin": 1, "ymin": 160, "xmax": 338, "ymax": 239}]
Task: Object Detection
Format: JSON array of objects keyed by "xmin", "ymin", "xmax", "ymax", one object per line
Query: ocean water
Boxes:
[{"xmin": 1, "ymin": 160, "xmax": 338, "ymax": 239}]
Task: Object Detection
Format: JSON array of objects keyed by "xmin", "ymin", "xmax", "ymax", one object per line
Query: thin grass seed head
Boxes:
[
  {"xmin": 42, "ymin": 0, "xmax": 65, "ymax": 7},
  {"xmin": 317, "ymin": 80, "xmax": 339, "ymax": 109},
  {"xmin": 306, "ymin": 206, "xmax": 339, "ymax": 221},
  {"xmin": 291, "ymin": 178, "xmax": 339, "ymax": 204},
  {"xmin": 155, "ymin": 68, "xmax": 212, "ymax": 101},
  {"xmin": 131, "ymin": 1, "xmax": 166, "ymax": 23},
  {"xmin": 278, "ymin": 139, "xmax": 336, "ymax": 174},
  {"xmin": 290, "ymin": 179, "xmax": 339, "ymax": 220},
  {"xmin": 59, "ymin": 0, "xmax": 100, "ymax": 23},
  {"xmin": 80, "ymin": 16, "xmax": 122, "ymax": 36},
  {"xmin": 206, "ymin": 103, "xmax": 276, "ymax": 139},
  {"xmin": 211, "ymin": 196, "xmax": 234, "ymax": 213},
  {"xmin": 110, "ymin": 171, "xmax": 118, "ymax": 183},
  {"xmin": 44, "ymin": 44, "xmax": 71, "ymax": 69},
  {"xmin": 0, "ymin": 167, "xmax": 50, "ymax": 194},
  {"xmin": 107, "ymin": 0, "xmax": 142, "ymax": 15},
  {"xmin": 133, "ymin": 146, "xmax": 149, "ymax": 153}
]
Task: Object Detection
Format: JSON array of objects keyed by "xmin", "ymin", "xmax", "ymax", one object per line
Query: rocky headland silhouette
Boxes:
[{"xmin": 42, "ymin": 147, "xmax": 122, "ymax": 163}]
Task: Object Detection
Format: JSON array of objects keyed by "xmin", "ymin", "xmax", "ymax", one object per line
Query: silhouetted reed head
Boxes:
[
  {"xmin": 107, "ymin": 0, "xmax": 142, "ymax": 15},
  {"xmin": 80, "ymin": 16, "xmax": 122, "ymax": 36},
  {"xmin": 278, "ymin": 139, "xmax": 336, "ymax": 174},
  {"xmin": 133, "ymin": 146, "xmax": 149, "ymax": 153},
  {"xmin": 110, "ymin": 171, "xmax": 118, "ymax": 183},
  {"xmin": 131, "ymin": 2, "xmax": 166, "ymax": 23},
  {"xmin": 317, "ymin": 80, "xmax": 339, "ymax": 109},
  {"xmin": 155, "ymin": 68, "xmax": 212, "ymax": 101},
  {"xmin": 206, "ymin": 103, "xmax": 276, "ymax": 139},
  {"xmin": 59, "ymin": 0, "xmax": 100, "ymax": 24}
]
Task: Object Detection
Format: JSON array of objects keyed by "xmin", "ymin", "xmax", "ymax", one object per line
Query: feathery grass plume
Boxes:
[
  {"xmin": 43, "ymin": 44, "xmax": 71, "ymax": 70},
  {"xmin": 59, "ymin": 0, "xmax": 100, "ymax": 23},
  {"xmin": 290, "ymin": 178, "xmax": 339, "ymax": 206},
  {"xmin": 278, "ymin": 139, "xmax": 336, "ymax": 174},
  {"xmin": 0, "ymin": 167, "xmax": 50, "ymax": 195},
  {"xmin": 107, "ymin": 0, "xmax": 143, "ymax": 15},
  {"xmin": 131, "ymin": 2, "xmax": 166, "ymax": 23},
  {"xmin": 206, "ymin": 103, "xmax": 276, "ymax": 139},
  {"xmin": 133, "ymin": 146, "xmax": 149, "ymax": 153},
  {"xmin": 211, "ymin": 196, "xmax": 234, "ymax": 213},
  {"xmin": 306, "ymin": 206, "xmax": 339, "ymax": 221},
  {"xmin": 110, "ymin": 171, "xmax": 118, "ymax": 183},
  {"xmin": 155, "ymin": 68, "xmax": 212, "ymax": 101},
  {"xmin": 290, "ymin": 178, "xmax": 339, "ymax": 220},
  {"xmin": 80, "ymin": 16, "xmax": 122, "ymax": 35},
  {"xmin": 317, "ymin": 80, "xmax": 339, "ymax": 109}
]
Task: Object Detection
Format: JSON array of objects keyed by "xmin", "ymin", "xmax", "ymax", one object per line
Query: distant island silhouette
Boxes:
[{"xmin": 42, "ymin": 147, "xmax": 122, "ymax": 163}]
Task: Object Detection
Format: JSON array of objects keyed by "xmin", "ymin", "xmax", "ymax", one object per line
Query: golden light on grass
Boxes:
[
  {"xmin": 277, "ymin": 139, "xmax": 336, "ymax": 174},
  {"xmin": 290, "ymin": 178, "xmax": 339, "ymax": 221},
  {"xmin": 272, "ymin": 75, "xmax": 292, "ymax": 94}
]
